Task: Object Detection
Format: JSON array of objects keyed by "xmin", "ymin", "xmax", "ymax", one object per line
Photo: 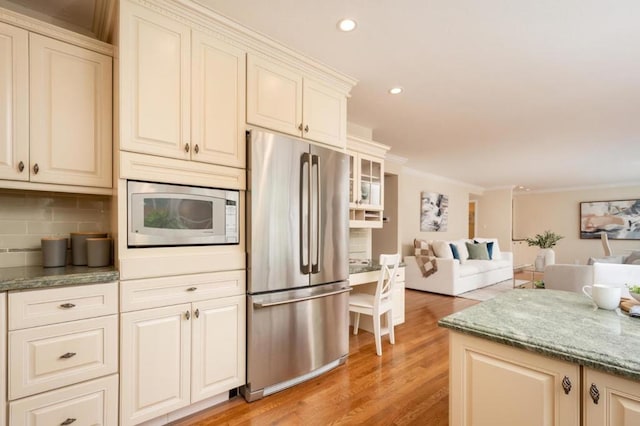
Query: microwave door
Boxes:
[{"xmin": 129, "ymin": 192, "xmax": 227, "ymax": 246}]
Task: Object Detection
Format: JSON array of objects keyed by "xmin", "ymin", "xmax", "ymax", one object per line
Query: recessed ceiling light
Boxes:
[
  {"xmin": 337, "ymin": 18, "xmax": 357, "ymax": 32},
  {"xmin": 389, "ymin": 87, "xmax": 403, "ymax": 95}
]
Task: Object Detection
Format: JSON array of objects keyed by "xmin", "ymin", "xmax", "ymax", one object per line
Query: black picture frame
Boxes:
[{"xmin": 579, "ymin": 199, "xmax": 640, "ymax": 240}]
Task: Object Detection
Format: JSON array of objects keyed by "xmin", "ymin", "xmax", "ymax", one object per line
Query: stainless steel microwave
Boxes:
[{"xmin": 127, "ymin": 180, "xmax": 239, "ymax": 247}]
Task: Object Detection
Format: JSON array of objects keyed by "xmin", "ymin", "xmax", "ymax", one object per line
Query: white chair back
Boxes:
[
  {"xmin": 375, "ymin": 254, "xmax": 400, "ymax": 312},
  {"xmin": 601, "ymin": 232, "xmax": 613, "ymax": 256}
]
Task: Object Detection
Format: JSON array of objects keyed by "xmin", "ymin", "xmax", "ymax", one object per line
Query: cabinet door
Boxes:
[
  {"xmin": 247, "ymin": 54, "xmax": 302, "ymax": 137},
  {"xmin": 120, "ymin": 304, "xmax": 191, "ymax": 426},
  {"xmin": 1, "ymin": 293, "xmax": 5, "ymax": 426},
  {"xmin": 303, "ymin": 78, "xmax": 346, "ymax": 148},
  {"xmin": 450, "ymin": 332, "xmax": 580, "ymax": 426},
  {"xmin": 347, "ymin": 150, "xmax": 359, "ymax": 207},
  {"xmin": 120, "ymin": 0, "xmax": 191, "ymax": 160},
  {"xmin": 191, "ymin": 295, "xmax": 245, "ymax": 402},
  {"xmin": 29, "ymin": 34, "xmax": 112, "ymax": 188},
  {"xmin": 584, "ymin": 367, "xmax": 640, "ymax": 426},
  {"xmin": 192, "ymin": 31, "xmax": 246, "ymax": 168},
  {"xmin": 357, "ymin": 153, "xmax": 384, "ymax": 210},
  {"xmin": 0, "ymin": 23, "xmax": 29, "ymax": 182}
]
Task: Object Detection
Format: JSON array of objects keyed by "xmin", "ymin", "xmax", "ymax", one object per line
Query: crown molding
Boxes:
[
  {"xmin": 403, "ymin": 166, "xmax": 485, "ymax": 193},
  {"xmin": 514, "ymin": 181, "xmax": 640, "ymax": 195}
]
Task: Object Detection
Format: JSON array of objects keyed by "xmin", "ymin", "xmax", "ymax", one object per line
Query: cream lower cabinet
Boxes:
[
  {"xmin": 0, "ymin": 21, "xmax": 112, "ymax": 190},
  {"xmin": 450, "ymin": 332, "xmax": 580, "ymax": 426},
  {"xmin": 247, "ymin": 54, "xmax": 347, "ymax": 149},
  {"xmin": 584, "ymin": 367, "xmax": 640, "ymax": 426},
  {"xmin": 120, "ymin": 296, "xmax": 245, "ymax": 425},
  {"xmin": 7, "ymin": 282, "xmax": 119, "ymax": 426},
  {"xmin": 119, "ymin": 0, "xmax": 246, "ymax": 168},
  {"xmin": 1, "ymin": 293, "xmax": 6, "ymax": 426}
]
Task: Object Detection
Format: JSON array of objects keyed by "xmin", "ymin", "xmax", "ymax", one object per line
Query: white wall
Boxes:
[
  {"xmin": 398, "ymin": 168, "xmax": 478, "ymax": 257},
  {"xmin": 514, "ymin": 185, "xmax": 640, "ymax": 264},
  {"xmin": 476, "ymin": 188, "xmax": 513, "ymax": 253}
]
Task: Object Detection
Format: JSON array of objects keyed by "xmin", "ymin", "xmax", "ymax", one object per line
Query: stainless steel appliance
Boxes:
[
  {"xmin": 127, "ymin": 180, "xmax": 239, "ymax": 247},
  {"xmin": 243, "ymin": 130, "xmax": 350, "ymax": 402}
]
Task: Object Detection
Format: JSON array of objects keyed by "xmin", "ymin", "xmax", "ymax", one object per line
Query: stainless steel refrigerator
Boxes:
[{"xmin": 243, "ymin": 129, "xmax": 350, "ymax": 402}]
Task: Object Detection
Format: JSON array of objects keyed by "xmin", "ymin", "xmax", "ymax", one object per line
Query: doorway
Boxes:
[{"xmin": 468, "ymin": 201, "xmax": 477, "ymax": 239}]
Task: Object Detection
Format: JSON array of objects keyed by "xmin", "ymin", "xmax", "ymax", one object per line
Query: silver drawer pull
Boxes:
[
  {"xmin": 61, "ymin": 419, "xmax": 76, "ymax": 426},
  {"xmin": 60, "ymin": 352, "xmax": 77, "ymax": 359},
  {"xmin": 186, "ymin": 287, "xmax": 197, "ymax": 292},
  {"xmin": 60, "ymin": 303, "xmax": 76, "ymax": 309}
]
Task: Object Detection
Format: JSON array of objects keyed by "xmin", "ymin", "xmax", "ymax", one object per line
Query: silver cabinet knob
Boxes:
[
  {"xmin": 33, "ymin": 163, "xmax": 39, "ymax": 174},
  {"xmin": 590, "ymin": 383, "xmax": 600, "ymax": 404},
  {"xmin": 304, "ymin": 125, "xmax": 309, "ymax": 133},
  {"xmin": 562, "ymin": 376, "xmax": 572, "ymax": 394},
  {"xmin": 195, "ymin": 308, "xmax": 200, "ymax": 318},
  {"xmin": 184, "ymin": 143, "xmax": 190, "ymax": 153},
  {"xmin": 298, "ymin": 123, "xmax": 303, "ymax": 131},
  {"xmin": 185, "ymin": 310, "xmax": 191, "ymax": 320},
  {"xmin": 18, "ymin": 161, "xmax": 24, "ymax": 172},
  {"xmin": 194, "ymin": 144, "xmax": 199, "ymax": 154}
]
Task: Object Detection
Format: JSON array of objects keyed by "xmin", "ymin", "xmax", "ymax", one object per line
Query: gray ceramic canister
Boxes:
[{"xmin": 41, "ymin": 237, "xmax": 68, "ymax": 268}]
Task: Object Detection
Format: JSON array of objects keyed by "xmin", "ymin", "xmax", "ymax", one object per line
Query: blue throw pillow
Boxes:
[
  {"xmin": 449, "ymin": 243, "xmax": 460, "ymax": 260},
  {"xmin": 474, "ymin": 240, "xmax": 494, "ymax": 259}
]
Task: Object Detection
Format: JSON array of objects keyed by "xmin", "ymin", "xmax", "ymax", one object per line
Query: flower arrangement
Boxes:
[{"xmin": 525, "ymin": 230, "xmax": 564, "ymax": 249}]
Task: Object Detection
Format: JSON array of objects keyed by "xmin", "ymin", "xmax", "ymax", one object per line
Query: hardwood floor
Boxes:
[{"xmin": 173, "ymin": 290, "xmax": 478, "ymax": 426}]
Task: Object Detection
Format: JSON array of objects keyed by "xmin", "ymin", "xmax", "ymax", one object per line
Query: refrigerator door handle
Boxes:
[
  {"xmin": 300, "ymin": 152, "xmax": 311, "ymax": 274},
  {"xmin": 311, "ymin": 154, "xmax": 321, "ymax": 273},
  {"xmin": 253, "ymin": 287, "xmax": 352, "ymax": 308}
]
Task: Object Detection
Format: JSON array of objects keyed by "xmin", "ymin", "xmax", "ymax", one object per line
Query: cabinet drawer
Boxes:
[
  {"xmin": 9, "ymin": 374, "xmax": 118, "ymax": 426},
  {"xmin": 9, "ymin": 315, "xmax": 118, "ymax": 399},
  {"xmin": 120, "ymin": 270, "xmax": 245, "ymax": 312},
  {"xmin": 9, "ymin": 282, "xmax": 118, "ymax": 330}
]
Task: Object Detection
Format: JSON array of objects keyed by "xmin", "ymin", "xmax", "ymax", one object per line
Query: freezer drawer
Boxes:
[{"xmin": 244, "ymin": 282, "xmax": 350, "ymax": 401}]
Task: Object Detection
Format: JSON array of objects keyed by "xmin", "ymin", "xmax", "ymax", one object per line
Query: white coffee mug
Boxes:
[{"xmin": 582, "ymin": 284, "xmax": 621, "ymax": 310}]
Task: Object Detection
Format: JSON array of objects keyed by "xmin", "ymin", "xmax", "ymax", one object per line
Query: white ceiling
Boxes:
[{"xmin": 7, "ymin": 0, "xmax": 640, "ymax": 192}]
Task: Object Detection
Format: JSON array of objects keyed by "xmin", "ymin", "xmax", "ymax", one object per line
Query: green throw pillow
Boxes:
[{"xmin": 466, "ymin": 242, "xmax": 490, "ymax": 260}]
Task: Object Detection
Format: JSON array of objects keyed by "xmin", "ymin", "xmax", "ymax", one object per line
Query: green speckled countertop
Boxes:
[
  {"xmin": 0, "ymin": 265, "xmax": 119, "ymax": 292},
  {"xmin": 439, "ymin": 289, "xmax": 640, "ymax": 381},
  {"xmin": 349, "ymin": 259, "xmax": 405, "ymax": 275}
]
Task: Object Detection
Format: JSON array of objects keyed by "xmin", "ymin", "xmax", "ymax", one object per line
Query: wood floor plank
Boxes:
[{"xmin": 171, "ymin": 289, "xmax": 477, "ymax": 425}]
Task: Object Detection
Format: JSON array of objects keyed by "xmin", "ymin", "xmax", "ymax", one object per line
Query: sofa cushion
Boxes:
[
  {"xmin": 453, "ymin": 239, "xmax": 470, "ymax": 263},
  {"xmin": 431, "ymin": 240, "xmax": 453, "ymax": 259},
  {"xmin": 449, "ymin": 243, "xmax": 460, "ymax": 260},
  {"xmin": 625, "ymin": 251, "xmax": 640, "ymax": 265},
  {"xmin": 474, "ymin": 239, "xmax": 494, "ymax": 259},
  {"xmin": 467, "ymin": 242, "xmax": 490, "ymax": 260},
  {"xmin": 588, "ymin": 255, "xmax": 626, "ymax": 265},
  {"xmin": 474, "ymin": 238, "xmax": 502, "ymax": 260},
  {"xmin": 459, "ymin": 259, "xmax": 509, "ymax": 277}
]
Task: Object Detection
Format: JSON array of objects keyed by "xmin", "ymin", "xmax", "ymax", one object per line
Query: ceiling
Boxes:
[{"xmin": 6, "ymin": 0, "xmax": 640, "ymax": 192}]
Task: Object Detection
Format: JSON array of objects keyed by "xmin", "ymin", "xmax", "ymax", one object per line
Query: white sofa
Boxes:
[
  {"xmin": 405, "ymin": 238, "xmax": 513, "ymax": 296},
  {"xmin": 544, "ymin": 262, "xmax": 640, "ymax": 297}
]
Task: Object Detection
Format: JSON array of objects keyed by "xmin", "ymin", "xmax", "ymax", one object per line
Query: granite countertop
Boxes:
[
  {"xmin": 0, "ymin": 265, "xmax": 119, "ymax": 292},
  {"xmin": 349, "ymin": 259, "xmax": 406, "ymax": 275},
  {"xmin": 439, "ymin": 289, "xmax": 640, "ymax": 381}
]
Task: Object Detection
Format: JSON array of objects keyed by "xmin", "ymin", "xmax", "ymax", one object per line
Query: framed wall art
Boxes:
[
  {"xmin": 420, "ymin": 192, "xmax": 449, "ymax": 232},
  {"xmin": 579, "ymin": 199, "xmax": 640, "ymax": 240}
]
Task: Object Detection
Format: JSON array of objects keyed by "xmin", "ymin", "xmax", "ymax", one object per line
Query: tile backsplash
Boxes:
[
  {"xmin": 0, "ymin": 189, "xmax": 111, "ymax": 268},
  {"xmin": 349, "ymin": 228, "xmax": 372, "ymax": 260}
]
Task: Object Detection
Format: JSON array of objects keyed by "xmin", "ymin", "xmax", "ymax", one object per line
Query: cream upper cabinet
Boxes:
[
  {"xmin": 29, "ymin": 34, "xmax": 112, "ymax": 188},
  {"xmin": 0, "ymin": 23, "xmax": 112, "ymax": 190},
  {"xmin": 247, "ymin": 54, "xmax": 347, "ymax": 149},
  {"xmin": 450, "ymin": 332, "xmax": 580, "ymax": 426},
  {"xmin": 347, "ymin": 137, "xmax": 389, "ymax": 228},
  {"xmin": 584, "ymin": 367, "xmax": 640, "ymax": 426},
  {"xmin": 0, "ymin": 23, "xmax": 28, "ymax": 182},
  {"xmin": 120, "ymin": 1, "xmax": 246, "ymax": 168},
  {"xmin": 191, "ymin": 31, "xmax": 246, "ymax": 168},
  {"xmin": 120, "ymin": 0, "xmax": 191, "ymax": 160}
]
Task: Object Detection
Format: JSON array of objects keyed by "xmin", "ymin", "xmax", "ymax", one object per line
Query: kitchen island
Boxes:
[{"xmin": 439, "ymin": 289, "xmax": 640, "ymax": 426}]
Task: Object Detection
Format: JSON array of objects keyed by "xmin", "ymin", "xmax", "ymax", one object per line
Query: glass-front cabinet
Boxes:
[{"xmin": 347, "ymin": 138, "xmax": 387, "ymax": 228}]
